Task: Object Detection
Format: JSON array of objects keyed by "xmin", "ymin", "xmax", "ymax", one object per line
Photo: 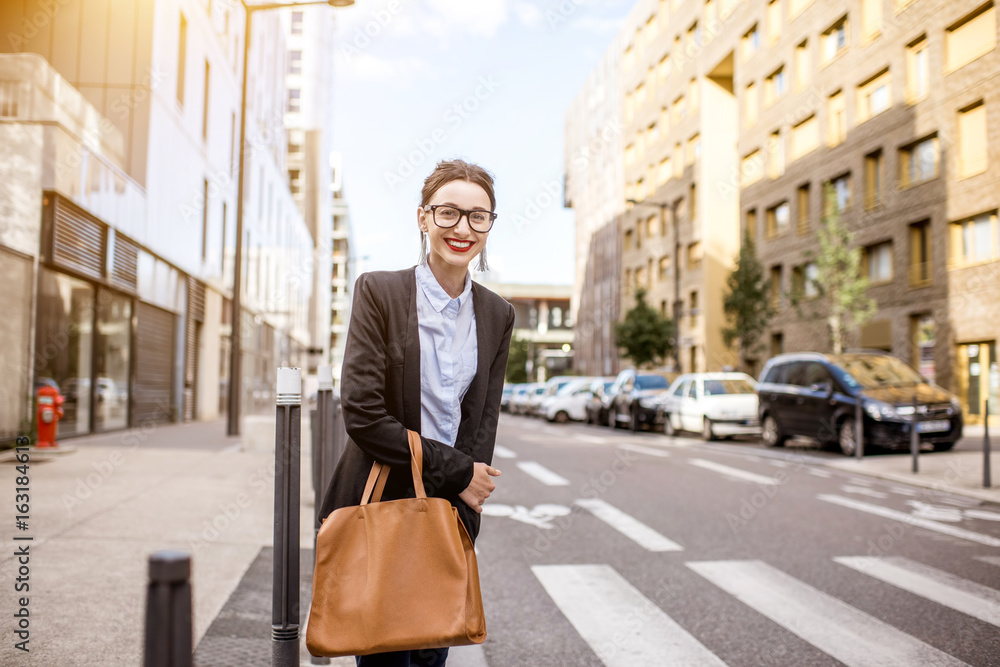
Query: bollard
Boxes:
[
  {"xmin": 855, "ymin": 397, "xmax": 864, "ymax": 459},
  {"xmin": 273, "ymin": 368, "xmax": 301, "ymax": 667},
  {"xmin": 911, "ymin": 394, "xmax": 919, "ymax": 474},
  {"xmin": 310, "ymin": 367, "xmax": 334, "ymax": 667},
  {"xmin": 143, "ymin": 550, "xmax": 193, "ymax": 667},
  {"xmin": 986, "ymin": 400, "xmax": 992, "ymax": 489}
]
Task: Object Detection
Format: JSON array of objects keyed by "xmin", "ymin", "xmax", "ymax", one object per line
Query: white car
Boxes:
[
  {"xmin": 544, "ymin": 378, "xmax": 595, "ymax": 423},
  {"xmin": 659, "ymin": 373, "xmax": 760, "ymax": 440}
]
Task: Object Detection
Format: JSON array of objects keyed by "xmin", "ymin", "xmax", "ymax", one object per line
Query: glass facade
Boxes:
[{"xmin": 95, "ymin": 290, "xmax": 132, "ymax": 432}]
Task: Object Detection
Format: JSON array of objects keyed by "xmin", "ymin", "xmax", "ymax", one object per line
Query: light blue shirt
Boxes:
[{"xmin": 415, "ymin": 262, "xmax": 478, "ymax": 447}]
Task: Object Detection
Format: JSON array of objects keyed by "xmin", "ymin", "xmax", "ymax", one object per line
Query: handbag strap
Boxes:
[
  {"xmin": 360, "ymin": 462, "xmax": 390, "ymax": 505},
  {"xmin": 407, "ymin": 429, "xmax": 427, "ymax": 499}
]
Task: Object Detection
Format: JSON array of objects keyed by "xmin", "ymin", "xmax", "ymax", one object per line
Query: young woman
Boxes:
[{"xmin": 318, "ymin": 159, "xmax": 516, "ymax": 667}]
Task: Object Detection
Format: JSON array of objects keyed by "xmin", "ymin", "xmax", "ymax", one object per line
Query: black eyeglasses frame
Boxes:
[{"xmin": 423, "ymin": 204, "xmax": 497, "ymax": 233}]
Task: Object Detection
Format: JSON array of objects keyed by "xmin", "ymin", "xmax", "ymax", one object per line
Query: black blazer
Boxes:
[{"xmin": 318, "ymin": 266, "xmax": 515, "ymax": 542}]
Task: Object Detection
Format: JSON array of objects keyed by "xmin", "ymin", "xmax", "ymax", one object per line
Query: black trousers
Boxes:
[{"xmin": 355, "ymin": 647, "xmax": 449, "ymax": 667}]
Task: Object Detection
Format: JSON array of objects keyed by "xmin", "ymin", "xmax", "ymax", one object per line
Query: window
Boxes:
[
  {"xmin": 625, "ymin": 143, "xmax": 636, "ymax": 166},
  {"xmin": 822, "ymin": 16, "xmax": 848, "ymax": 63},
  {"xmin": 768, "ymin": 130, "xmax": 785, "ymax": 178},
  {"xmin": 289, "ymin": 50, "xmax": 302, "ymax": 75},
  {"xmin": 945, "ymin": 3, "xmax": 996, "ymax": 72},
  {"xmin": 770, "ymin": 265, "xmax": 783, "ymax": 307},
  {"xmin": 864, "ymin": 150, "xmax": 883, "ymax": 209},
  {"xmin": 636, "ymin": 220, "xmax": 643, "ymax": 249},
  {"xmin": 687, "ymin": 20, "xmax": 701, "ymax": 50},
  {"xmin": 906, "ymin": 37, "xmax": 929, "ymax": 102},
  {"xmin": 201, "ymin": 178, "xmax": 209, "ymax": 260},
  {"xmin": 825, "ymin": 173, "xmax": 851, "ymax": 214},
  {"xmin": 686, "ymin": 133, "xmax": 700, "ymax": 165},
  {"xmin": 746, "ymin": 209, "xmax": 758, "ymax": 240},
  {"xmin": 742, "ymin": 149, "xmax": 763, "ymax": 186},
  {"xmin": 788, "ymin": 0, "xmax": 812, "ymax": 18},
  {"xmin": 648, "ymin": 121, "xmax": 659, "ymax": 145},
  {"xmin": 647, "ymin": 215, "xmax": 658, "ymax": 238},
  {"xmin": 625, "ymin": 268, "xmax": 633, "ymax": 291},
  {"xmin": 288, "ymin": 88, "xmax": 301, "ymax": 113},
  {"xmin": 689, "ymin": 290, "xmax": 698, "ymax": 326},
  {"xmin": 673, "ymin": 143, "xmax": 683, "ymax": 177},
  {"xmin": 950, "ymin": 211, "xmax": 1000, "ymax": 266},
  {"xmin": 291, "ymin": 10, "xmax": 304, "ymax": 35},
  {"xmin": 287, "ymin": 131, "xmax": 303, "ymax": 155},
  {"xmin": 804, "ymin": 262, "xmax": 819, "ymax": 297},
  {"xmin": 742, "ymin": 24, "xmax": 760, "ymax": 60},
  {"xmin": 900, "ymin": 135, "xmax": 938, "ymax": 187},
  {"xmin": 636, "ymin": 266, "xmax": 647, "ymax": 288},
  {"xmin": 625, "ymin": 91, "xmax": 634, "ymax": 123},
  {"xmin": 658, "ymin": 256, "xmax": 670, "ymax": 280},
  {"xmin": 767, "ymin": 0, "xmax": 782, "ymax": 43},
  {"xmin": 765, "ymin": 65, "xmax": 787, "ymax": 105},
  {"xmin": 795, "ymin": 40, "xmax": 810, "ymax": 89},
  {"xmin": 672, "ymin": 94, "xmax": 686, "ymax": 123},
  {"xmin": 909, "ymin": 219, "xmax": 931, "ymax": 286},
  {"xmin": 689, "ymin": 77, "xmax": 699, "ymax": 113},
  {"xmin": 745, "ymin": 81, "xmax": 759, "ymax": 126},
  {"xmin": 958, "ymin": 101, "xmax": 988, "ymax": 178},
  {"xmin": 766, "ymin": 201, "xmax": 790, "ymax": 237},
  {"xmin": 625, "ymin": 229, "xmax": 633, "ymax": 251},
  {"xmin": 687, "ymin": 241, "xmax": 703, "ymax": 270},
  {"xmin": 862, "ymin": 0, "xmax": 883, "ymax": 39},
  {"xmin": 289, "ymin": 168, "xmax": 301, "ymax": 195},
  {"xmin": 797, "ymin": 183, "xmax": 810, "ymax": 233},
  {"xmin": 864, "ymin": 241, "xmax": 894, "ymax": 283},
  {"xmin": 828, "ymin": 90, "xmax": 846, "ymax": 145},
  {"xmin": 791, "ymin": 114, "xmax": 818, "ymax": 159},
  {"xmin": 690, "ymin": 182, "xmax": 697, "ymax": 221},
  {"xmin": 858, "ymin": 69, "xmax": 891, "ymax": 121},
  {"xmin": 658, "ymin": 53, "xmax": 671, "ymax": 81},
  {"xmin": 202, "ymin": 60, "xmax": 210, "ymax": 139},
  {"xmin": 177, "ymin": 13, "xmax": 188, "ymax": 105},
  {"xmin": 771, "ymin": 332, "xmax": 784, "ymax": 356},
  {"xmin": 658, "ymin": 157, "xmax": 672, "ymax": 184}
]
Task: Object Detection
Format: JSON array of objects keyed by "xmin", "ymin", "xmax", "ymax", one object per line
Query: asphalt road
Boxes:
[{"xmin": 472, "ymin": 414, "xmax": 1000, "ymax": 667}]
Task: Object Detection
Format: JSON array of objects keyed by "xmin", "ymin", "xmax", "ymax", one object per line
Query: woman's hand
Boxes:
[{"xmin": 459, "ymin": 462, "xmax": 501, "ymax": 513}]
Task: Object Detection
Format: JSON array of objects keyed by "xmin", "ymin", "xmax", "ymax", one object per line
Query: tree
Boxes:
[
  {"xmin": 614, "ymin": 287, "xmax": 674, "ymax": 369},
  {"xmin": 810, "ymin": 183, "xmax": 876, "ymax": 353},
  {"xmin": 722, "ymin": 228, "xmax": 775, "ymax": 372},
  {"xmin": 505, "ymin": 333, "xmax": 533, "ymax": 383}
]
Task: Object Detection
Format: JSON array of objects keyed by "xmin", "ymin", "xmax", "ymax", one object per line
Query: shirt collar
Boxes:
[{"xmin": 416, "ymin": 262, "xmax": 472, "ymax": 313}]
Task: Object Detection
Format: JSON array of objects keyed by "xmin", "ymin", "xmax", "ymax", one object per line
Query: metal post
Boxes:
[
  {"xmin": 273, "ymin": 368, "xmax": 301, "ymax": 667},
  {"xmin": 855, "ymin": 396, "xmax": 864, "ymax": 459},
  {"xmin": 144, "ymin": 550, "xmax": 193, "ymax": 667},
  {"xmin": 985, "ymin": 400, "xmax": 992, "ymax": 489},
  {"xmin": 310, "ymin": 365, "xmax": 334, "ymax": 665},
  {"xmin": 911, "ymin": 394, "xmax": 919, "ymax": 474}
]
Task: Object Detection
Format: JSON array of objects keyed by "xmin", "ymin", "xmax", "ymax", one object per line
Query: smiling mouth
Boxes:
[{"xmin": 445, "ymin": 238, "xmax": 474, "ymax": 252}]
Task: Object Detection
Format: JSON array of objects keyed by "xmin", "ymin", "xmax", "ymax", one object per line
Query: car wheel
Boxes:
[
  {"xmin": 555, "ymin": 411, "xmax": 569, "ymax": 424},
  {"xmin": 703, "ymin": 418, "xmax": 717, "ymax": 442},
  {"xmin": 838, "ymin": 418, "xmax": 858, "ymax": 456},
  {"xmin": 630, "ymin": 405, "xmax": 641, "ymax": 432},
  {"xmin": 933, "ymin": 441, "xmax": 955, "ymax": 452},
  {"xmin": 761, "ymin": 414, "xmax": 786, "ymax": 447},
  {"xmin": 664, "ymin": 414, "xmax": 676, "ymax": 437},
  {"xmin": 607, "ymin": 406, "xmax": 617, "ymax": 429}
]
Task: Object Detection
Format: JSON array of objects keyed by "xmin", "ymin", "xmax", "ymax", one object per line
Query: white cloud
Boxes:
[{"xmin": 513, "ymin": 2, "xmax": 544, "ymax": 29}]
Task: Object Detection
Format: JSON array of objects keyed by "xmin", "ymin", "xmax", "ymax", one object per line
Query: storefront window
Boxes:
[
  {"xmin": 35, "ymin": 269, "xmax": 94, "ymax": 437},
  {"xmin": 95, "ymin": 290, "xmax": 131, "ymax": 432}
]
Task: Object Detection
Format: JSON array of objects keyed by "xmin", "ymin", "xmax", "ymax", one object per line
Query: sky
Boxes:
[{"xmin": 329, "ymin": 0, "xmax": 633, "ymax": 285}]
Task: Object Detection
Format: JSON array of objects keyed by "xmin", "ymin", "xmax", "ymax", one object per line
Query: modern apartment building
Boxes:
[
  {"xmin": 329, "ymin": 151, "xmax": 356, "ymax": 387},
  {"xmin": 569, "ymin": 0, "xmax": 999, "ymax": 422}
]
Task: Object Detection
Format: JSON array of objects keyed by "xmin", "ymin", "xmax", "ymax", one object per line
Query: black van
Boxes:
[{"xmin": 757, "ymin": 352, "xmax": 963, "ymax": 455}]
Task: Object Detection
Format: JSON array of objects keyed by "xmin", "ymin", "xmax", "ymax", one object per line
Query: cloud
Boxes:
[
  {"xmin": 513, "ymin": 2, "xmax": 544, "ymax": 29},
  {"xmin": 423, "ymin": 0, "xmax": 510, "ymax": 38},
  {"xmin": 569, "ymin": 15, "xmax": 625, "ymax": 34}
]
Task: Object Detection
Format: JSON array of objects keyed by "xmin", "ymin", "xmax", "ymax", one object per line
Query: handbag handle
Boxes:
[{"xmin": 360, "ymin": 429, "xmax": 426, "ymax": 505}]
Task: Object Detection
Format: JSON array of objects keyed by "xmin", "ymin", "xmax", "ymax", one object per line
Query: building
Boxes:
[
  {"xmin": 0, "ymin": 0, "xmax": 328, "ymax": 440},
  {"xmin": 329, "ymin": 152, "xmax": 356, "ymax": 387},
  {"xmin": 569, "ymin": 0, "xmax": 999, "ymax": 423}
]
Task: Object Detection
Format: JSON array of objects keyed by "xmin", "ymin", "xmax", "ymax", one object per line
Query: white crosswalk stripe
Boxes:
[
  {"xmin": 818, "ymin": 494, "xmax": 1000, "ymax": 547},
  {"xmin": 515, "ymin": 461, "xmax": 570, "ymax": 486},
  {"xmin": 689, "ymin": 458, "xmax": 782, "ymax": 485},
  {"xmin": 616, "ymin": 443, "xmax": 671, "ymax": 458},
  {"xmin": 977, "ymin": 556, "xmax": 1000, "ymax": 567},
  {"xmin": 575, "ymin": 498, "xmax": 683, "ymax": 552},
  {"xmin": 492, "ymin": 445, "xmax": 518, "ymax": 459},
  {"xmin": 835, "ymin": 556, "xmax": 1000, "ymax": 627},
  {"xmin": 687, "ymin": 559, "xmax": 967, "ymax": 667},
  {"xmin": 531, "ymin": 564, "xmax": 726, "ymax": 667}
]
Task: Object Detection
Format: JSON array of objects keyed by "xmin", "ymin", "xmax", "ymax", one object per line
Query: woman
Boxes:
[{"xmin": 318, "ymin": 159, "xmax": 515, "ymax": 667}]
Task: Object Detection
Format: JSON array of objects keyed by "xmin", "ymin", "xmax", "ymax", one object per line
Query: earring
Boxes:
[
  {"xmin": 476, "ymin": 246, "xmax": 488, "ymax": 273},
  {"xmin": 417, "ymin": 231, "xmax": 428, "ymax": 265}
]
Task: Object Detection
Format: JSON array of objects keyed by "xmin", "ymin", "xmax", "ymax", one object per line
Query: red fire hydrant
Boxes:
[{"xmin": 36, "ymin": 385, "xmax": 64, "ymax": 448}]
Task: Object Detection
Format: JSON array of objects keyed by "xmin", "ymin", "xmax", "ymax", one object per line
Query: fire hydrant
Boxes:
[{"xmin": 36, "ymin": 385, "xmax": 64, "ymax": 448}]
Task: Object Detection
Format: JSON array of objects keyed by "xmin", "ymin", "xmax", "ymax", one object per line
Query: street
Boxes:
[{"xmin": 472, "ymin": 414, "xmax": 1000, "ymax": 666}]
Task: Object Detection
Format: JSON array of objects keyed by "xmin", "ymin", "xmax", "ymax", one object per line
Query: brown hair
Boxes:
[{"xmin": 420, "ymin": 159, "xmax": 496, "ymax": 211}]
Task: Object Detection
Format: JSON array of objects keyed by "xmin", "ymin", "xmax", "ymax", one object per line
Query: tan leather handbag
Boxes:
[{"xmin": 306, "ymin": 429, "xmax": 487, "ymax": 657}]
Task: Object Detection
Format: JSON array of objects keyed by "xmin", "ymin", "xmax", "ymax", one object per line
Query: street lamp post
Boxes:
[
  {"xmin": 228, "ymin": 0, "xmax": 354, "ymax": 437},
  {"xmin": 627, "ymin": 198, "xmax": 682, "ymax": 372}
]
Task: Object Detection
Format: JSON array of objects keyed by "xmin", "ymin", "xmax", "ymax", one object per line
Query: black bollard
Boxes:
[
  {"xmin": 985, "ymin": 400, "xmax": 992, "ymax": 489},
  {"xmin": 273, "ymin": 368, "xmax": 301, "ymax": 667},
  {"xmin": 310, "ymin": 366, "xmax": 334, "ymax": 666},
  {"xmin": 143, "ymin": 550, "xmax": 193, "ymax": 667},
  {"xmin": 911, "ymin": 394, "xmax": 919, "ymax": 474}
]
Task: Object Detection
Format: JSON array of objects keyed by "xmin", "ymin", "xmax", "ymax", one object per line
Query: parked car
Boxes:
[
  {"xmin": 544, "ymin": 378, "xmax": 595, "ymax": 423},
  {"xmin": 524, "ymin": 384, "xmax": 549, "ymax": 417},
  {"xmin": 757, "ymin": 352, "xmax": 964, "ymax": 455},
  {"xmin": 509, "ymin": 383, "xmax": 536, "ymax": 415},
  {"xmin": 659, "ymin": 373, "xmax": 760, "ymax": 440},
  {"xmin": 500, "ymin": 384, "xmax": 514, "ymax": 412},
  {"xmin": 606, "ymin": 369, "xmax": 679, "ymax": 431},
  {"xmin": 584, "ymin": 377, "xmax": 617, "ymax": 425}
]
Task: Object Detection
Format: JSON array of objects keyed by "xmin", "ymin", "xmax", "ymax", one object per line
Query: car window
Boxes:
[
  {"xmin": 763, "ymin": 363, "xmax": 787, "ymax": 385},
  {"xmin": 686, "ymin": 382, "xmax": 697, "ymax": 399},
  {"xmin": 674, "ymin": 380, "xmax": 689, "ymax": 397},
  {"xmin": 636, "ymin": 375, "xmax": 669, "ymax": 390},
  {"xmin": 835, "ymin": 354, "xmax": 923, "ymax": 389},
  {"xmin": 785, "ymin": 362, "xmax": 809, "ymax": 387},
  {"xmin": 603, "ymin": 382, "xmax": 614, "ymax": 393},
  {"xmin": 802, "ymin": 362, "xmax": 832, "ymax": 388},
  {"xmin": 704, "ymin": 379, "xmax": 757, "ymax": 395}
]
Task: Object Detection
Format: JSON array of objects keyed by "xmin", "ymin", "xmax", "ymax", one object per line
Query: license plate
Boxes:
[{"xmin": 917, "ymin": 420, "xmax": 950, "ymax": 433}]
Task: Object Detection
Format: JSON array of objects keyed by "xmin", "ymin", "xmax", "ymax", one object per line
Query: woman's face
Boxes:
[{"xmin": 417, "ymin": 179, "xmax": 492, "ymax": 272}]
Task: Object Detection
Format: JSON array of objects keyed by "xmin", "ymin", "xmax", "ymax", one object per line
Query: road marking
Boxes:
[
  {"xmin": 818, "ymin": 494, "xmax": 1000, "ymax": 547},
  {"xmin": 889, "ymin": 486, "xmax": 919, "ymax": 496},
  {"xmin": 481, "ymin": 503, "xmax": 571, "ymax": 529},
  {"xmin": 516, "ymin": 461, "xmax": 570, "ymax": 486},
  {"xmin": 835, "ymin": 556, "xmax": 1000, "ymax": 627},
  {"xmin": 808, "ymin": 468, "xmax": 833, "ymax": 478},
  {"xmin": 577, "ymin": 434, "xmax": 610, "ymax": 444},
  {"xmin": 841, "ymin": 485, "xmax": 889, "ymax": 499},
  {"xmin": 617, "ymin": 443, "xmax": 671, "ymax": 458},
  {"xmin": 493, "ymin": 445, "xmax": 518, "ymax": 459},
  {"xmin": 687, "ymin": 560, "xmax": 967, "ymax": 667},
  {"xmin": 689, "ymin": 458, "xmax": 781, "ymax": 485},
  {"xmin": 976, "ymin": 556, "xmax": 1000, "ymax": 567},
  {"xmin": 575, "ymin": 498, "xmax": 683, "ymax": 552},
  {"xmin": 965, "ymin": 509, "xmax": 1000, "ymax": 521},
  {"xmin": 220, "ymin": 443, "xmax": 242, "ymax": 453},
  {"xmin": 767, "ymin": 460, "xmax": 789, "ymax": 468},
  {"xmin": 531, "ymin": 564, "xmax": 725, "ymax": 666}
]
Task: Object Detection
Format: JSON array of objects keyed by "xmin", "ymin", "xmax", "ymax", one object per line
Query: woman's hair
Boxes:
[{"xmin": 418, "ymin": 159, "xmax": 494, "ymax": 271}]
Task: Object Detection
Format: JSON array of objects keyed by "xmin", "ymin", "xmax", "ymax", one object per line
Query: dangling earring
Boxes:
[
  {"xmin": 476, "ymin": 246, "xmax": 488, "ymax": 273},
  {"xmin": 417, "ymin": 230, "xmax": 428, "ymax": 265}
]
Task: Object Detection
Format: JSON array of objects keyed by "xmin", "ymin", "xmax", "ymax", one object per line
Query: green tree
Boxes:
[
  {"xmin": 614, "ymin": 287, "xmax": 674, "ymax": 369},
  {"xmin": 810, "ymin": 183, "xmax": 876, "ymax": 353},
  {"xmin": 505, "ymin": 333, "xmax": 533, "ymax": 383},
  {"xmin": 722, "ymin": 228, "xmax": 775, "ymax": 371}
]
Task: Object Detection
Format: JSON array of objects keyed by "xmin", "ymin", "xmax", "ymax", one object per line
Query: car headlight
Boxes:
[{"xmin": 865, "ymin": 400, "xmax": 900, "ymax": 421}]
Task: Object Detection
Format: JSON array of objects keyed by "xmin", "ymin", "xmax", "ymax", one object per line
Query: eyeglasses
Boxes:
[{"xmin": 423, "ymin": 205, "xmax": 497, "ymax": 233}]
